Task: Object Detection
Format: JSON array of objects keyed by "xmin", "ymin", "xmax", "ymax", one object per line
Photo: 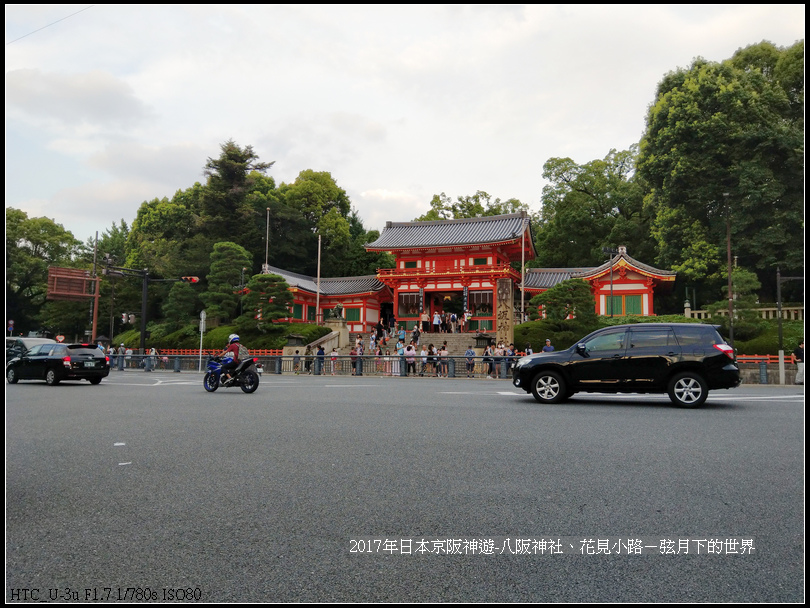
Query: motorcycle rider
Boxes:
[{"xmin": 220, "ymin": 333, "xmax": 243, "ymax": 384}]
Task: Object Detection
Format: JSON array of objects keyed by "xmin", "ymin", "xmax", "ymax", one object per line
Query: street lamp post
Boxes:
[
  {"xmin": 723, "ymin": 192, "xmax": 734, "ymax": 348},
  {"xmin": 265, "ymin": 207, "xmax": 270, "ymax": 272},
  {"xmin": 316, "ymin": 234, "xmax": 322, "ymax": 325}
]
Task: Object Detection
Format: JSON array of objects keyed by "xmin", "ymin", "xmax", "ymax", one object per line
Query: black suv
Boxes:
[{"xmin": 512, "ymin": 323, "xmax": 740, "ymax": 408}]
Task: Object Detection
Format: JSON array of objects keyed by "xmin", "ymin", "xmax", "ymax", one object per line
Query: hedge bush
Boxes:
[{"xmin": 113, "ymin": 322, "xmax": 332, "ymax": 351}]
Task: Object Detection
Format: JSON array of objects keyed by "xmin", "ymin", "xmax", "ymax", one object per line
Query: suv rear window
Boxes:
[
  {"xmin": 674, "ymin": 325, "xmax": 723, "ymax": 346},
  {"xmin": 65, "ymin": 345, "xmax": 105, "ymax": 356}
]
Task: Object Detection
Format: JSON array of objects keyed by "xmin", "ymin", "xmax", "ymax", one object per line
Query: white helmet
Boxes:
[{"xmin": 228, "ymin": 333, "xmax": 240, "ymax": 344}]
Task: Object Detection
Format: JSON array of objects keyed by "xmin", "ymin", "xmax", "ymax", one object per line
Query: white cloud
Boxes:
[
  {"xmin": 4, "ymin": 3, "xmax": 804, "ymax": 242},
  {"xmin": 6, "ymin": 68, "xmax": 153, "ymax": 131}
]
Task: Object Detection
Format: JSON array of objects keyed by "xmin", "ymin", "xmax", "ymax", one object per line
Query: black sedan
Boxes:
[{"xmin": 6, "ymin": 343, "xmax": 110, "ymax": 385}]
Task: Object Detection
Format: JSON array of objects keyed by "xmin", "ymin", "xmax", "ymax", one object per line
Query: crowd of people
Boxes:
[
  {"xmin": 386, "ymin": 312, "xmax": 470, "ymax": 337},
  {"xmin": 103, "ymin": 343, "xmax": 168, "ymax": 369},
  {"xmin": 296, "ymin": 330, "xmax": 533, "ymax": 379}
]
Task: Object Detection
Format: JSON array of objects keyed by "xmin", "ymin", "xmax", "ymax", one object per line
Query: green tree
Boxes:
[
  {"xmin": 264, "ymin": 195, "xmax": 317, "ymax": 274},
  {"xmin": 6, "ymin": 208, "xmax": 82, "ymax": 336},
  {"xmin": 317, "ymin": 208, "xmax": 353, "ymax": 277},
  {"xmin": 80, "ymin": 220, "xmax": 133, "ymax": 343},
  {"xmin": 201, "ymin": 140, "xmax": 275, "ymax": 242},
  {"xmin": 280, "ymin": 169, "xmax": 351, "ymax": 227},
  {"xmin": 534, "ymin": 148, "xmax": 653, "ymax": 268},
  {"xmin": 127, "ymin": 196, "xmax": 200, "ymax": 274},
  {"xmin": 342, "ymin": 211, "xmax": 395, "ymax": 276},
  {"xmin": 705, "ymin": 267, "xmax": 765, "ymax": 341},
  {"xmin": 235, "ymin": 273, "xmax": 293, "ymax": 334},
  {"xmin": 161, "ymin": 281, "xmax": 201, "ymax": 330},
  {"xmin": 528, "ymin": 278, "xmax": 597, "ymax": 326},
  {"xmin": 414, "ymin": 190, "xmax": 529, "ymax": 221},
  {"xmin": 36, "ymin": 300, "xmax": 93, "ymax": 342},
  {"xmin": 414, "ymin": 193, "xmax": 454, "ymax": 221},
  {"xmin": 200, "ymin": 242, "xmax": 253, "ymax": 321},
  {"xmin": 638, "ymin": 41, "xmax": 804, "ymax": 300}
]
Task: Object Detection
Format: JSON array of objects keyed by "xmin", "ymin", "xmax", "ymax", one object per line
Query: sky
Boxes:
[{"xmin": 5, "ymin": 4, "xmax": 805, "ymax": 244}]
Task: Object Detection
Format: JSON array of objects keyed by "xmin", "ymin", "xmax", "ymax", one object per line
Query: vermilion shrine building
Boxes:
[{"xmin": 267, "ymin": 212, "xmax": 675, "ymax": 345}]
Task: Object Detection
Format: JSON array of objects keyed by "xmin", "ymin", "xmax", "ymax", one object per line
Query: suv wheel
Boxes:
[
  {"xmin": 7, "ymin": 368, "xmax": 18, "ymax": 384},
  {"xmin": 530, "ymin": 370, "xmax": 567, "ymax": 404},
  {"xmin": 45, "ymin": 369, "xmax": 61, "ymax": 386},
  {"xmin": 668, "ymin": 372, "xmax": 708, "ymax": 408}
]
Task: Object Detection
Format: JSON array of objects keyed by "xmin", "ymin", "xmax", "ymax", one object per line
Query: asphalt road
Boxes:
[{"xmin": 6, "ymin": 371, "xmax": 805, "ymax": 602}]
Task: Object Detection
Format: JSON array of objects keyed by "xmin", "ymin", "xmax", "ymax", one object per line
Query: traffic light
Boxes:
[
  {"xmin": 122, "ymin": 312, "xmax": 127, "ymax": 323},
  {"xmin": 180, "ymin": 276, "xmax": 199, "ymax": 283},
  {"xmin": 128, "ymin": 314, "xmax": 136, "ymax": 324}
]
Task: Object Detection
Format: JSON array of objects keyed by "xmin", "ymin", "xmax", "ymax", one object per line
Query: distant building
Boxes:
[
  {"xmin": 266, "ymin": 213, "xmax": 676, "ymax": 340},
  {"xmin": 523, "ymin": 246, "xmax": 676, "ymax": 317}
]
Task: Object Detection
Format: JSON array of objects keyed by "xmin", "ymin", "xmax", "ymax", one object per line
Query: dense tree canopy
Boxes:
[
  {"xmin": 638, "ymin": 40, "xmax": 804, "ymax": 300},
  {"xmin": 528, "ymin": 278, "xmax": 597, "ymax": 326},
  {"xmin": 6, "ymin": 208, "xmax": 82, "ymax": 336},
  {"xmin": 201, "ymin": 139, "xmax": 274, "ymax": 238},
  {"xmin": 200, "ymin": 242, "xmax": 253, "ymax": 321},
  {"xmin": 414, "ymin": 190, "xmax": 529, "ymax": 221},
  {"xmin": 235, "ymin": 273, "xmax": 294, "ymax": 334},
  {"xmin": 533, "ymin": 147, "xmax": 654, "ymax": 268}
]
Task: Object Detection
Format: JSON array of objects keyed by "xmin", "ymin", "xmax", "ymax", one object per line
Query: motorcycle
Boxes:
[{"xmin": 203, "ymin": 355, "xmax": 260, "ymax": 393}]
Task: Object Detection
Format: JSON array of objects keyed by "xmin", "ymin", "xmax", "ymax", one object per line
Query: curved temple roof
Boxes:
[
  {"xmin": 264, "ymin": 265, "xmax": 386, "ymax": 296},
  {"xmin": 366, "ymin": 212, "xmax": 535, "ymax": 259},
  {"xmin": 575, "ymin": 249, "xmax": 676, "ymax": 282},
  {"xmin": 522, "ymin": 248, "xmax": 676, "ymax": 291}
]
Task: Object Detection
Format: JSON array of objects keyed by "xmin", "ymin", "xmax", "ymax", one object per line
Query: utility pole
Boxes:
[
  {"xmin": 91, "ymin": 232, "xmax": 101, "ymax": 341},
  {"xmin": 316, "ymin": 234, "xmax": 322, "ymax": 324},
  {"xmin": 723, "ymin": 192, "xmax": 734, "ymax": 348},
  {"xmin": 140, "ymin": 270, "xmax": 149, "ymax": 353},
  {"xmin": 103, "ymin": 256, "xmax": 198, "ymax": 355},
  {"xmin": 264, "ymin": 207, "xmax": 270, "ymax": 272}
]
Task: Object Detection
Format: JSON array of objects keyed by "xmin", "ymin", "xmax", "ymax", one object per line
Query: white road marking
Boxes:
[
  {"xmin": 324, "ymin": 384, "xmax": 383, "ymax": 388},
  {"xmin": 438, "ymin": 391, "xmax": 516, "ymax": 395}
]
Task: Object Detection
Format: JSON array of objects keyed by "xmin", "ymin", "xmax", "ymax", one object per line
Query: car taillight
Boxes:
[
  {"xmin": 62, "ymin": 356, "xmax": 71, "ymax": 368},
  {"xmin": 713, "ymin": 343, "xmax": 735, "ymax": 359}
]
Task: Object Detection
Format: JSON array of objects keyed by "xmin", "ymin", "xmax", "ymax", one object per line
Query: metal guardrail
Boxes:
[
  {"xmin": 110, "ymin": 354, "xmax": 518, "ymax": 379},
  {"xmin": 111, "ymin": 354, "xmax": 800, "ymax": 385}
]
